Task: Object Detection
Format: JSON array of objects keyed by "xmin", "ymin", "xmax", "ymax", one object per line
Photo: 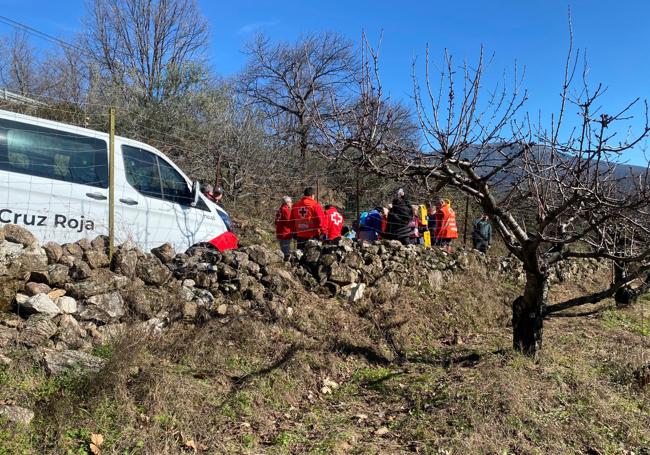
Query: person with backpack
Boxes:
[
  {"xmin": 290, "ymin": 187, "xmax": 326, "ymax": 250},
  {"xmin": 385, "ymin": 189, "xmax": 413, "ymax": 245},
  {"xmin": 358, "ymin": 207, "xmax": 383, "ymax": 242},
  {"xmin": 472, "ymin": 214, "xmax": 492, "ymax": 253}
]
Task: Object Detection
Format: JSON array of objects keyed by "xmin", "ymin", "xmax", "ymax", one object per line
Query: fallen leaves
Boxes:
[{"xmin": 89, "ymin": 433, "xmax": 104, "ymax": 454}]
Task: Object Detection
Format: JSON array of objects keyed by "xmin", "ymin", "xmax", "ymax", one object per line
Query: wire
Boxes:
[{"xmin": 0, "ymin": 14, "xmax": 87, "ymax": 56}]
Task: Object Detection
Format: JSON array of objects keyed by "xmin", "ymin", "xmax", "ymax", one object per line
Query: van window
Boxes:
[
  {"xmin": 157, "ymin": 157, "xmax": 193, "ymax": 205},
  {"xmin": 122, "ymin": 145, "xmax": 193, "ymax": 206},
  {"xmin": 0, "ymin": 118, "xmax": 108, "ymax": 188},
  {"xmin": 122, "ymin": 145, "xmax": 163, "ymax": 199}
]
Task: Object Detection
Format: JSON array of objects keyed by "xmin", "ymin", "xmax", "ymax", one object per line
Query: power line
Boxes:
[{"xmin": 0, "ymin": 14, "xmax": 86, "ymax": 56}]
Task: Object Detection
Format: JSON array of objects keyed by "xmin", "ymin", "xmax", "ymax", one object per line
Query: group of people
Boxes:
[{"xmin": 275, "ymin": 187, "xmax": 493, "ymax": 256}]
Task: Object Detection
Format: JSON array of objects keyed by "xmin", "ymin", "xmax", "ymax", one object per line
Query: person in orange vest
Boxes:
[
  {"xmin": 291, "ymin": 187, "xmax": 326, "ymax": 250},
  {"xmin": 275, "ymin": 196, "xmax": 293, "ymax": 257},
  {"xmin": 433, "ymin": 198, "xmax": 458, "ymax": 250},
  {"xmin": 323, "ymin": 204, "xmax": 344, "ymax": 241}
]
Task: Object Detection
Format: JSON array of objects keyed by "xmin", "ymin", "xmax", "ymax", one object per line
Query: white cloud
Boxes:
[{"xmin": 237, "ymin": 20, "xmax": 279, "ymax": 35}]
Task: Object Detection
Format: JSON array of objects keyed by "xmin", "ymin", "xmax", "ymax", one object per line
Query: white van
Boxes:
[{"xmin": 0, "ymin": 109, "xmax": 235, "ymax": 252}]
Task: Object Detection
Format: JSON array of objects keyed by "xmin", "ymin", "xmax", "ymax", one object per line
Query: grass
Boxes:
[{"xmin": 0, "ymin": 262, "xmax": 649, "ymax": 454}]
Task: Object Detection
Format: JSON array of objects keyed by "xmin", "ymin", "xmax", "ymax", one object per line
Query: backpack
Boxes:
[{"xmin": 359, "ymin": 211, "xmax": 369, "ymax": 227}]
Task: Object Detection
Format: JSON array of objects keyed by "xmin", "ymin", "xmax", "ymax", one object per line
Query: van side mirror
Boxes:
[{"xmin": 192, "ymin": 181, "xmax": 201, "ymax": 207}]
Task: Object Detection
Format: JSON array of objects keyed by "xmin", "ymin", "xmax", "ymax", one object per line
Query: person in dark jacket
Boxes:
[
  {"xmin": 472, "ymin": 214, "xmax": 492, "ymax": 253},
  {"xmin": 358, "ymin": 207, "xmax": 383, "ymax": 241},
  {"xmin": 385, "ymin": 189, "xmax": 413, "ymax": 244}
]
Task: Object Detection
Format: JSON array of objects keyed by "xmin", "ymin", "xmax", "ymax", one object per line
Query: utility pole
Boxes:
[{"xmin": 108, "ymin": 107, "xmax": 116, "ymax": 261}]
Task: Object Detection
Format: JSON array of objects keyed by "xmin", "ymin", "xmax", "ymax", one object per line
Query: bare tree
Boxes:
[
  {"xmin": 317, "ymin": 34, "xmax": 650, "ymax": 357},
  {"xmin": 0, "ymin": 31, "xmax": 40, "ymax": 96},
  {"xmin": 239, "ymin": 32, "xmax": 357, "ymax": 160},
  {"xmin": 84, "ymin": 0, "xmax": 209, "ymax": 106}
]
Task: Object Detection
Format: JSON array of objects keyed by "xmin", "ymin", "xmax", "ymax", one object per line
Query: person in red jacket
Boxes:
[
  {"xmin": 323, "ymin": 205, "xmax": 344, "ymax": 241},
  {"xmin": 275, "ymin": 195, "xmax": 293, "ymax": 257},
  {"xmin": 433, "ymin": 198, "xmax": 459, "ymax": 251},
  {"xmin": 291, "ymin": 187, "xmax": 325, "ymax": 250}
]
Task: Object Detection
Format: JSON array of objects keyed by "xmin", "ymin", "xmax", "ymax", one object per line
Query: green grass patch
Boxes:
[{"xmin": 602, "ymin": 309, "xmax": 649, "ymax": 336}]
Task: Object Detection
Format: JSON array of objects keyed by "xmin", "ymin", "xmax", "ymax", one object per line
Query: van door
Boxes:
[
  {"xmin": 0, "ymin": 118, "xmax": 109, "ymax": 244},
  {"xmin": 116, "ymin": 144, "xmax": 225, "ymax": 251}
]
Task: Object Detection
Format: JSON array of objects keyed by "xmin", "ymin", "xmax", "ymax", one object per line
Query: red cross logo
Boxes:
[
  {"xmin": 330, "ymin": 212, "xmax": 343, "ymax": 226},
  {"xmin": 298, "ymin": 207, "xmax": 309, "ymax": 218}
]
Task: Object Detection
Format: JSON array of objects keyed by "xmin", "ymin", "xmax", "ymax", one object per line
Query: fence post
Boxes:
[
  {"xmin": 355, "ymin": 167, "xmax": 360, "ymax": 223},
  {"xmin": 108, "ymin": 107, "xmax": 116, "ymax": 261}
]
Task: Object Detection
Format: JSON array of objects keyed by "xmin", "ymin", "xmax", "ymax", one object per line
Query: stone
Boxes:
[
  {"xmin": 111, "ymin": 249, "xmax": 138, "ymax": 277},
  {"xmin": 340, "ymin": 283, "xmax": 366, "ymax": 302},
  {"xmin": 91, "ymin": 235, "xmax": 109, "ymax": 252},
  {"xmin": 76, "ymin": 239, "xmax": 92, "ymax": 251},
  {"xmin": 181, "ymin": 301, "xmax": 198, "ymax": 320},
  {"xmin": 62, "ymin": 243, "xmax": 83, "ymax": 258},
  {"xmin": 0, "ymin": 325, "xmax": 18, "ymax": 347},
  {"xmin": 216, "ymin": 303, "xmax": 228, "ymax": 316},
  {"xmin": 4, "ymin": 224, "xmax": 37, "ymax": 247},
  {"xmin": 0, "ymin": 405, "xmax": 34, "ymax": 426},
  {"xmin": 18, "ymin": 315, "xmax": 57, "ymax": 347},
  {"xmin": 136, "ymin": 254, "xmax": 172, "ymax": 286},
  {"xmin": 19, "ymin": 294, "xmax": 61, "ymax": 317},
  {"xmin": 94, "ymin": 323, "xmax": 126, "ymax": 345},
  {"xmin": 48, "ymin": 264, "xmax": 70, "ymax": 287},
  {"xmin": 15, "ymin": 246, "xmax": 48, "ymax": 273},
  {"xmin": 47, "ymin": 289, "xmax": 66, "ymax": 300},
  {"xmin": 243, "ymin": 282, "xmax": 266, "ymax": 303},
  {"xmin": 329, "ymin": 263, "xmax": 358, "ymax": 285},
  {"xmin": 217, "ymin": 263, "xmax": 237, "ymax": 281},
  {"xmin": 84, "ymin": 250, "xmax": 109, "ymax": 269},
  {"xmin": 0, "ymin": 313, "xmax": 24, "ymax": 329},
  {"xmin": 55, "ymin": 296, "xmax": 77, "ymax": 314},
  {"xmin": 151, "ymin": 243, "xmax": 175, "ymax": 264},
  {"xmin": 58, "ymin": 254, "xmax": 75, "ymax": 267},
  {"xmin": 44, "ymin": 349, "xmax": 105, "ymax": 375},
  {"xmin": 0, "ymin": 353, "xmax": 11, "ymax": 365},
  {"xmin": 14, "ymin": 293, "xmax": 29, "ymax": 305},
  {"xmin": 0, "ymin": 240, "xmax": 24, "ymax": 260},
  {"xmin": 65, "ymin": 270, "xmax": 128, "ymax": 299},
  {"xmin": 303, "ymin": 248, "xmax": 320, "ymax": 265},
  {"xmin": 42, "ymin": 241, "xmax": 63, "ymax": 264},
  {"xmin": 179, "ymin": 286, "xmax": 194, "ymax": 302},
  {"xmin": 79, "ymin": 292, "xmax": 125, "ymax": 323},
  {"xmin": 55, "ymin": 314, "xmax": 87, "ymax": 348},
  {"xmin": 25, "ymin": 282, "xmax": 51, "ymax": 296},
  {"xmin": 70, "ymin": 260, "xmax": 92, "ymax": 280},
  {"xmin": 246, "ymin": 245, "xmax": 283, "ymax": 267},
  {"xmin": 122, "ymin": 285, "xmax": 174, "ymax": 320}
]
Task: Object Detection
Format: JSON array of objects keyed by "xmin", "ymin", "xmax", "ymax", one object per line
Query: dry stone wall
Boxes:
[{"xmin": 0, "ymin": 224, "xmax": 604, "ymax": 380}]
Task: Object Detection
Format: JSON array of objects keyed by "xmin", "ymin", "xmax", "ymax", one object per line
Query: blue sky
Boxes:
[{"xmin": 1, "ymin": 0, "xmax": 648, "ymax": 164}]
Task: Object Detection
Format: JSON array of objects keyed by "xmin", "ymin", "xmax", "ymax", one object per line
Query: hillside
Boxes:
[{"xmin": 0, "ymin": 224, "xmax": 648, "ymax": 454}]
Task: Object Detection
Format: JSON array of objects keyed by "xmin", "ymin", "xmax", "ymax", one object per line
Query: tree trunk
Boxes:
[
  {"xmin": 512, "ymin": 270, "xmax": 548, "ymax": 356},
  {"xmin": 613, "ymin": 260, "xmax": 636, "ymax": 307}
]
